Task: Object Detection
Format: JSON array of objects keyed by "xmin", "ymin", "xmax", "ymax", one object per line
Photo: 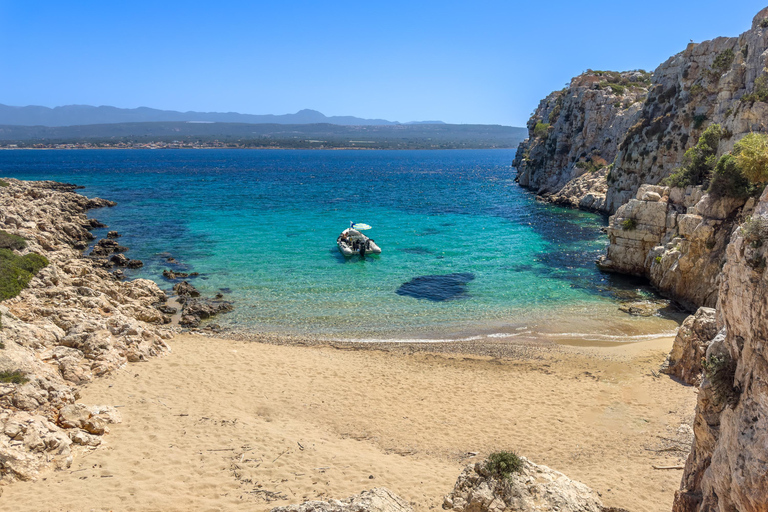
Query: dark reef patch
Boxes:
[{"xmin": 396, "ymin": 272, "xmax": 475, "ymax": 301}]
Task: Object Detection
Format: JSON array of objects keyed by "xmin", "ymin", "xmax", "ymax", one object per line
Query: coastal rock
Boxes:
[
  {"xmin": 0, "ymin": 178, "xmax": 174, "ymax": 482},
  {"xmin": 173, "ymin": 281, "xmax": 200, "ymax": 298},
  {"xmin": 597, "ymin": 186, "xmax": 739, "ymax": 309},
  {"xmin": 271, "ymin": 488, "xmax": 412, "ymax": 512},
  {"xmin": 663, "ymin": 308, "xmax": 719, "ymax": 385},
  {"xmin": 513, "ymin": 70, "xmax": 650, "ymax": 213},
  {"xmin": 443, "ymin": 458, "xmax": 603, "ymax": 512},
  {"xmin": 674, "ymin": 186, "xmax": 768, "ymax": 512},
  {"xmin": 106, "ymin": 231, "xmax": 120, "ymax": 239}
]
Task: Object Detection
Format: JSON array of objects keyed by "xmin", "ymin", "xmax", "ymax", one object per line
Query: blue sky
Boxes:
[{"xmin": 1, "ymin": 1, "xmax": 766, "ymax": 126}]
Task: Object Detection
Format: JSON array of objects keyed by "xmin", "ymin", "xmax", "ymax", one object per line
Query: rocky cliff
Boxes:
[
  {"xmin": 513, "ymin": 70, "xmax": 650, "ymax": 212},
  {"xmin": 516, "ymin": 7, "xmax": 768, "ymax": 512},
  {"xmin": 0, "ymin": 178, "xmax": 175, "ymax": 482},
  {"xmin": 674, "ymin": 187, "xmax": 768, "ymax": 512}
]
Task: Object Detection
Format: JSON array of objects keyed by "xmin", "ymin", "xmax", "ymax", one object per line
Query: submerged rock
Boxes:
[{"xmin": 396, "ymin": 272, "xmax": 475, "ymax": 301}]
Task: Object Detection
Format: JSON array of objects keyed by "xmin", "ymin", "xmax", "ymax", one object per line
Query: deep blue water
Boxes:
[{"xmin": 0, "ymin": 149, "xmax": 677, "ymax": 340}]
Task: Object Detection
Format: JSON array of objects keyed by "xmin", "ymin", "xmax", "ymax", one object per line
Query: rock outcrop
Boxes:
[
  {"xmin": 271, "ymin": 488, "xmax": 412, "ymax": 512},
  {"xmin": 597, "ymin": 184, "xmax": 751, "ymax": 309},
  {"xmin": 516, "ymin": 8, "xmax": 768, "ymax": 512},
  {"xmin": 674, "ymin": 187, "xmax": 768, "ymax": 512},
  {"xmin": 606, "ymin": 8, "xmax": 768, "ymax": 212},
  {"xmin": 0, "ymin": 178, "xmax": 175, "ymax": 482},
  {"xmin": 513, "ymin": 70, "xmax": 650, "ymax": 212},
  {"xmin": 663, "ymin": 307, "xmax": 719, "ymax": 385},
  {"xmin": 443, "ymin": 458, "xmax": 604, "ymax": 512}
]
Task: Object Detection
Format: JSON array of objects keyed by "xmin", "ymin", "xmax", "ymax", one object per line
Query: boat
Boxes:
[{"xmin": 337, "ymin": 222, "xmax": 382, "ymax": 257}]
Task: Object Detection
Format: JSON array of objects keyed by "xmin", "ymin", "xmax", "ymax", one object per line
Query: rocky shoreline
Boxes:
[{"xmin": 0, "ymin": 178, "xmax": 232, "ymax": 482}]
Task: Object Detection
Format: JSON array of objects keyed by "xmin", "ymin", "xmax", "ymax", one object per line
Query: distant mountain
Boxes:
[{"xmin": 0, "ymin": 104, "xmax": 447, "ymax": 127}]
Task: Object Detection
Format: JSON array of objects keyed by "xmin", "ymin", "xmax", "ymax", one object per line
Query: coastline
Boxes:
[{"xmin": 3, "ymin": 331, "xmax": 696, "ymax": 512}]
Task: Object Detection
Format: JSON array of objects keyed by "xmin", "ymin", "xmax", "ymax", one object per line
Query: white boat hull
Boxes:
[{"xmin": 337, "ymin": 228, "xmax": 381, "ymax": 256}]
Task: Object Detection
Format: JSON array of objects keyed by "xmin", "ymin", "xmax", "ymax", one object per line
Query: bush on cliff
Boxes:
[
  {"xmin": 0, "ymin": 231, "xmax": 27, "ymax": 251},
  {"xmin": 0, "ymin": 179, "xmax": 9, "ymax": 188},
  {"xmin": 708, "ymin": 154, "xmax": 753, "ymax": 199},
  {"xmin": 741, "ymin": 74, "xmax": 768, "ymax": 103},
  {"xmin": 734, "ymin": 132, "xmax": 768, "ymax": 185},
  {"xmin": 534, "ymin": 122, "xmax": 550, "ymax": 139},
  {"xmin": 663, "ymin": 124, "xmax": 723, "ymax": 187},
  {"xmin": 485, "ymin": 451, "xmax": 523, "ymax": 480},
  {"xmin": 0, "ymin": 249, "xmax": 49, "ymax": 301}
]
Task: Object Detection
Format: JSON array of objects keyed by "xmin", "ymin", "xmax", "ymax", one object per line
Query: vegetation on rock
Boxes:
[
  {"xmin": 0, "ymin": 230, "xmax": 27, "ymax": 251},
  {"xmin": 741, "ymin": 215, "xmax": 768, "ymax": 246},
  {"xmin": 485, "ymin": 451, "xmax": 523, "ymax": 480},
  {"xmin": 663, "ymin": 124, "xmax": 723, "ymax": 188},
  {"xmin": 702, "ymin": 354, "xmax": 739, "ymax": 406},
  {"xmin": 0, "ymin": 179, "xmax": 8, "ymax": 188},
  {"xmin": 621, "ymin": 218, "xmax": 638, "ymax": 230},
  {"xmin": 0, "ymin": 370, "xmax": 28, "ymax": 384},
  {"xmin": 533, "ymin": 122, "xmax": 550, "ymax": 139},
  {"xmin": 734, "ymin": 132, "xmax": 768, "ymax": 184},
  {"xmin": 0, "ymin": 249, "xmax": 49, "ymax": 301}
]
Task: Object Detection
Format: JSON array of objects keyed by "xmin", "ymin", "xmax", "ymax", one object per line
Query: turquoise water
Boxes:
[{"xmin": 0, "ymin": 149, "xmax": 678, "ymax": 341}]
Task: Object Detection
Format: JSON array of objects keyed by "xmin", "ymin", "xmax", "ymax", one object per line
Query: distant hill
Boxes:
[
  {"xmin": 0, "ymin": 122, "xmax": 527, "ymax": 150},
  {"xmin": 0, "ymin": 104, "xmax": 448, "ymax": 127}
]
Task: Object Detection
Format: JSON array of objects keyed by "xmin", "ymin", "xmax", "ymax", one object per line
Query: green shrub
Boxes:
[
  {"xmin": 734, "ymin": 133, "xmax": 768, "ymax": 185},
  {"xmin": 548, "ymin": 95, "xmax": 564, "ymax": 124},
  {"xmin": 693, "ymin": 114, "xmax": 708, "ymax": 129},
  {"xmin": 654, "ymin": 255, "xmax": 662, "ymax": 264},
  {"xmin": 0, "ymin": 370, "xmax": 27, "ymax": 384},
  {"xmin": 761, "ymin": 18, "xmax": 768, "ymax": 28},
  {"xmin": 0, "ymin": 179, "xmax": 8, "ymax": 188},
  {"xmin": 708, "ymin": 153, "xmax": 753, "ymax": 199},
  {"xmin": 663, "ymin": 124, "xmax": 723, "ymax": 187},
  {"xmin": 712, "ymin": 49, "xmax": 735, "ymax": 74},
  {"xmin": 0, "ymin": 249, "xmax": 49, "ymax": 301},
  {"xmin": 741, "ymin": 75, "xmax": 768, "ymax": 103},
  {"xmin": 534, "ymin": 122, "xmax": 550, "ymax": 139},
  {"xmin": 702, "ymin": 354, "xmax": 738, "ymax": 406},
  {"xmin": 485, "ymin": 451, "xmax": 523, "ymax": 480},
  {"xmin": 622, "ymin": 218, "xmax": 637, "ymax": 230},
  {"xmin": 741, "ymin": 215, "xmax": 768, "ymax": 245},
  {"xmin": 0, "ymin": 231, "xmax": 27, "ymax": 251},
  {"xmin": 690, "ymin": 84, "xmax": 704, "ymax": 97}
]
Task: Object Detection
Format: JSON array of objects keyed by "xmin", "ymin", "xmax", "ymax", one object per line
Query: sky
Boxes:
[{"xmin": 1, "ymin": 1, "xmax": 767, "ymax": 126}]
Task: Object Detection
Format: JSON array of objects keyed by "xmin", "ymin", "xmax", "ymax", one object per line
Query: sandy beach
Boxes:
[{"xmin": 3, "ymin": 333, "xmax": 696, "ymax": 512}]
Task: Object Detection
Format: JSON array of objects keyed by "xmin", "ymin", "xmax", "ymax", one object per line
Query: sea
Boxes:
[{"xmin": 0, "ymin": 149, "xmax": 682, "ymax": 343}]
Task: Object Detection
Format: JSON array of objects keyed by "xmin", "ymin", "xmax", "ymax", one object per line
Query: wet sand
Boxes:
[{"xmin": 4, "ymin": 333, "xmax": 696, "ymax": 512}]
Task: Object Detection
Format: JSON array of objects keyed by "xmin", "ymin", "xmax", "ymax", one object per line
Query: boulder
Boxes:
[
  {"xmin": 443, "ymin": 458, "xmax": 603, "ymax": 512},
  {"xmin": 663, "ymin": 308, "xmax": 719, "ymax": 385}
]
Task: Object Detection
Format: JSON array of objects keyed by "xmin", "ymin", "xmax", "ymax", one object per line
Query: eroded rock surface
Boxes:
[
  {"xmin": 0, "ymin": 178, "xmax": 175, "ymax": 482},
  {"xmin": 663, "ymin": 308, "xmax": 719, "ymax": 385},
  {"xmin": 674, "ymin": 187, "xmax": 768, "ymax": 512},
  {"xmin": 443, "ymin": 458, "xmax": 604, "ymax": 512},
  {"xmin": 513, "ymin": 71, "xmax": 650, "ymax": 212}
]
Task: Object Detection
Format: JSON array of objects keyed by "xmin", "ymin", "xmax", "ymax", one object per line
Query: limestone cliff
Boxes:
[
  {"xmin": 513, "ymin": 70, "xmax": 650, "ymax": 212},
  {"xmin": 606, "ymin": 9, "xmax": 768, "ymax": 211},
  {"xmin": 673, "ymin": 187, "xmax": 768, "ymax": 512},
  {"xmin": 516, "ymin": 8, "xmax": 768, "ymax": 511}
]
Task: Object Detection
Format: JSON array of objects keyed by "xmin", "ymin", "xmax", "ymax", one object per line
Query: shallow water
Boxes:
[{"xmin": 0, "ymin": 149, "xmax": 681, "ymax": 341}]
